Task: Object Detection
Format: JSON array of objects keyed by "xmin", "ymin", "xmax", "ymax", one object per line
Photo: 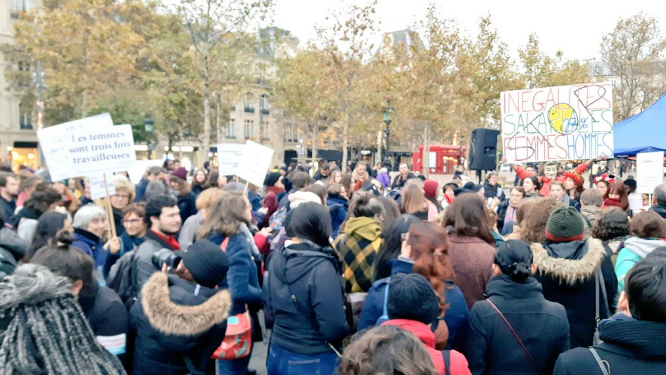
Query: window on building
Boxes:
[
  {"xmin": 284, "ymin": 123, "xmax": 298, "ymax": 143},
  {"xmin": 225, "ymin": 119, "xmax": 236, "ymax": 139},
  {"xmin": 10, "ymin": 0, "xmax": 30, "ymax": 19},
  {"xmin": 20, "ymin": 108, "xmax": 32, "ymax": 130},
  {"xmin": 244, "ymin": 119, "xmax": 254, "ymax": 140}
]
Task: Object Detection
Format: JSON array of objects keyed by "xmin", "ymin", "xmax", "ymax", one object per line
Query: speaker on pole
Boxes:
[{"xmin": 468, "ymin": 128, "xmax": 499, "ymax": 171}]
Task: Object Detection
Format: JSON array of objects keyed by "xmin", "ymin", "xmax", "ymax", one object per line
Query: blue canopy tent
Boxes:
[{"xmin": 614, "ymin": 94, "xmax": 666, "ymax": 156}]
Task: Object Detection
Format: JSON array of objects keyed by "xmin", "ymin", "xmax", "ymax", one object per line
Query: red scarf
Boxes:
[
  {"xmin": 151, "ymin": 230, "xmax": 180, "ymax": 250},
  {"xmin": 603, "ymin": 198, "xmax": 623, "ymax": 209}
]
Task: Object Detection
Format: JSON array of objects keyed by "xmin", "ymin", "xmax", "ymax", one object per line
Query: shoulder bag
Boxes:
[{"xmin": 486, "ymin": 299, "xmax": 544, "ymax": 375}]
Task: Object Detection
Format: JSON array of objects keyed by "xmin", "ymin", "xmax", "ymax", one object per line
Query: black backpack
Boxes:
[{"xmin": 106, "ymin": 250, "xmax": 137, "ymax": 310}]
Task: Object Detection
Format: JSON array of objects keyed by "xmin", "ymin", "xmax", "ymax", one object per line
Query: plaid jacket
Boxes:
[{"xmin": 333, "ymin": 222, "xmax": 383, "ymax": 293}]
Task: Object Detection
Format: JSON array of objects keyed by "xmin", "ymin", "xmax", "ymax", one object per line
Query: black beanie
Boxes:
[
  {"xmin": 264, "ymin": 172, "xmax": 281, "ymax": 187},
  {"xmin": 387, "ymin": 273, "xmax": 440, "ymax": 324},
  {"xmin": 176, "ymin": 240, "xmax": 230, "ymax": 288}
]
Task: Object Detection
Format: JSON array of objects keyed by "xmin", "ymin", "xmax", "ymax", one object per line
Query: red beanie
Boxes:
[{"xmin": 423, "ymin": 180, "xmax": 438, "ymax": 200}]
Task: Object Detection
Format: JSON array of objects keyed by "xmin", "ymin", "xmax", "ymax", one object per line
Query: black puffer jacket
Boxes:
[
  {"xmin": 530, "ymin": 238, "xmax": 617, "ymax": 349},
  {"xmin": 130, "ymin": 272, "xmax": 231, "ymax": 375},
  {"xmin": 554, "ymin": 313, "xmax": 666, "ymax": 374},
  {"xmin": 264, "ymin": 240, "xmax": 350, "ymax": 355},
  {"xmin": 464, "ymin": 275, "xmax": 570, "ymax": 375}
]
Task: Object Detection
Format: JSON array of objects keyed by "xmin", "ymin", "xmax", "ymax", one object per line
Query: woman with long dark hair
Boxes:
[
  {"xmin": 26, "ymin": 211, "xmax": 71, "ymax": 261},
  {"xmin": 443, "ymin": 193, "xmax": 496, "ymax": 309},
  {"xmin": 169, "ymin": 168, "xmax": 197, "ymax": 223},
  {"xmin": 359, "ymin": 221, "xmax": 469, "ymax": 351},
  {"xmin": 521, "ymin": 175, "xmax": 541, "ymax": 200},
  {"xmin": 198, "ymin": 193, "xmax": 262, "ymax": 375},
  {"xmin": 372, "ymin": 214, "xmax": 420, "ymax": 281},
  {"xmin": 465, "ymin": 240, "xmax": 570, "ymax": 375},
  {"xmin": 191, "ymin": 168, "xmax": 208, "ymax": 197},
  {"xmin": 264, "ymin": 203, "xmax": 350, "ymax": 375}
]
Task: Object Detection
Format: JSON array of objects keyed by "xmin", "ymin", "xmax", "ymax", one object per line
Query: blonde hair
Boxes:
[
  {"xmin": 196, "ymin": 188, "xmax": 225, "ymax": 211},
  {"xmin": 113, "ymin": 176, "xmax": 136, "ymax": 202}
]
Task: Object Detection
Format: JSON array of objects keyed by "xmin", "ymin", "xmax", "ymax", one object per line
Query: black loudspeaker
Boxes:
[{"xmin": 468, "ymin": 128, "xmax": 499, "ymax": 171}]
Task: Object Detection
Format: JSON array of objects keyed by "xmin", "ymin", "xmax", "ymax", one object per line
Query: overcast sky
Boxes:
[{"xmin": 272, "ymin": 0, "xmax": 666, "ymax": 62}]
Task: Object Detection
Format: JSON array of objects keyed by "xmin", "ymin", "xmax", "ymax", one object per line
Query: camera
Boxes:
[{"xmin": 151, "ymin": 248, "xmax": 181, "ymax": 270}]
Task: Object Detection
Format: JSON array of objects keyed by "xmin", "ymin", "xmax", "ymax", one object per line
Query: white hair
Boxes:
[{"xmin": 72, "ymin": 204, "xmax": 107, "ymax": 229}]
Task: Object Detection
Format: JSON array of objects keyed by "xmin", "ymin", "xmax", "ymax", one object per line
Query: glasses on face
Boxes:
[{"xmin": 123, "ymin": 219, "xmax": 143, "ymax": 225}]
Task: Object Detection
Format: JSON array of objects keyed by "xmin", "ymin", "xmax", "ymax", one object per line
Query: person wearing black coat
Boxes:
[
  {"xmin": 530, "ymin": 207, "xmax": 617, "ymax": 349},
  {"xmin": 554, "ymin": 258, "xmax": 666, "ymax": 374},
  {"xmin": 465, "ymin": 240, "xmax": 570, "ymax": 375},
  {"xmin": 264, "ymin": 203, "xmax": 350, "ymax": 375},
  {"xmin": 130, "ymin": 240, "xmax": 231, "ymax": 375}
]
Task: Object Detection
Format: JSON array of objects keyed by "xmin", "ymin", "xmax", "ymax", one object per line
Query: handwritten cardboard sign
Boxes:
[
  {"xmin": 217, "ymin": 143, "xmax": 245, "ymax": 177},
  {"xmin": 500, "ymin": 83, "xmax": 614, "ymax": 163}
]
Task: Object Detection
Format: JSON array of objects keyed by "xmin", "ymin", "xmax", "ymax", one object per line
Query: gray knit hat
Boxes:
[{"xmin": 546, "ymin": 206, "xmax": 585, "ymax": 242}]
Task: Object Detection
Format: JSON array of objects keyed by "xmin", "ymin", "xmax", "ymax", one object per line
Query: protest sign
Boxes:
[
  {"xmin": 128, "ymin": 159, "xmax": 163, "ymax": 184},
  {"xmin": 217, "ymin": 143, "xmax": 245, "ymax": 176},
  {"xmin": 38, "ymin": 122, "xmax": 136, "ymax": 179},
  {"xmin": 89, "ymin": 174, "xmax": 116, "ymax": 200},
  {"xmin": 238, "ymin": 141, "xmax": 274, "ymax": 187},
  {"xmin": 37, "ymin": 113, "xmax": 114, "ymax": 181},
  {"xmin": 637, "ymin": 151, "xmax": 664, "ymax": 194},
  {"xmin": 500, "ymin": 83, "xmax": 614, "ymax": 163}
]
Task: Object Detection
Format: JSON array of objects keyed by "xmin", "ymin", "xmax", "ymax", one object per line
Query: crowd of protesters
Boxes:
[{"xmin": 1, "ymin": 156, "xmax": 666, "ymax": 375}]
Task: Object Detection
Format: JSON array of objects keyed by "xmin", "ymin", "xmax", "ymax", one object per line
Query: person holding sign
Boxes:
[
  {"xmin": 505, "ymin": 156, "xmax": 606, "ymax": 197},
  {"xmin": 71, "ymin": 205, "xmax": 120, "ymax": 280}
]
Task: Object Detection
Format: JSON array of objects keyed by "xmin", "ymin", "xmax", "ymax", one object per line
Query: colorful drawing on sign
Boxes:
[{"xmin": 500, "ymin": 83, "xmax": 614, "ymax": 163}]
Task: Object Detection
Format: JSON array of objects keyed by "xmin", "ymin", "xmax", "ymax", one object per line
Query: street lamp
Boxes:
[
  {"xmin": 144, "ymin": 114, "xmax": 155, "ymax": 159},
  {"xmin": 383, "ymin": 99, "xmax": 393, "ymax": 169}
]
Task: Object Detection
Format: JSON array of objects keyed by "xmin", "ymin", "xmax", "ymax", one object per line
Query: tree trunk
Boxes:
[
  {"xmin": 81, "ymin": 34, "xmax": 89, "ymax": 118},
  {"xmin": 423, "ymin": 123, "xmax": 430, "ymax": 179},
  {"xmin": 215, "ymin": 92, "xmax": 221, "ymax": 144},
  {"xmin": 342, "ymin": 109, "xmax": 349, "ymax": 171},
  {"xmin": 202, "ymin": 50, "xmax": 211, "ymax": 162},
  {"xmin": 312, "ymin": 122, "xmax": 318, "ymax": 171}
]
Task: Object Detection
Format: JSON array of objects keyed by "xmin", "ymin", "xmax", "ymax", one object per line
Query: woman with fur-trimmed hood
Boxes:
[
  {"xmin": 130, "ymin": 240, "xmax": 231, "ymax": 375},
  {"xmin": 530, "ymin": 206, "xmax": 617, "ymax": 349}
]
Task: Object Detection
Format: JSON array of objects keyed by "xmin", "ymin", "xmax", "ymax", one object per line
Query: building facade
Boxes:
[{"xmin": 0, "ymin": 0, "xmax": 39, "ymax": 170}]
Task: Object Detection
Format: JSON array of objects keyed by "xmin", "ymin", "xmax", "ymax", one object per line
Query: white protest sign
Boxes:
[
  {"xmin": 40, "ymin": 122, "xmax": 136, "ymax": 179},
  {"xmin": 500, "ymin": 83, "xmax": 614, "ymax": 162},
  {"xmin": 637, "ymin": 151, "xmax": 664, "ymax": 194},
  {"xmin": 89, "ymin": 174, "xmax": 116, "ymax": 200},
  {"xmin": 238, "ymin": 141, "xmax": 274, "ymax": 187},
  {"xmin": 217, "ymin": 143, "xmax": 245, "ymax": 176},
  {"xmin": 128, "ymin": 159, "xmax": 163, "ymax": 184},
  {"xmin": 37, "ymin": 113, "xmax": 114, "ymax": 181}
]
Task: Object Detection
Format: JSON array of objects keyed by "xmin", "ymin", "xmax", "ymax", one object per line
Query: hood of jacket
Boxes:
[
  {"xmin": 622, "ymin": 237, "xmax": 666, "ymax": 258},
  {"xmin": 140, "ymin": 272, "xmax": 231, "ymax": 336},
  {"xmin": 8, "ymin": 206, "xmax": 41, "ymax": 227},
  {"xmin": 599, "ymin": 313, "xmax": 666, "ymax": 359},
  {"xmin": 0, "ymin": 227, "xmax": 28, "ymax": 258},
  {"xmin": 649, "ymin": 204, "xmax": 666, "ymax": 218},
  {"xmin": 327, "ymin": 196, "xmax": 348, "ymax": 207},
  {"xmin": 383, "ymin": 319, "xmax": 436, "ymax": 348},
  {"xmin": 289, "ymin": 191, "xmax": 322, "ymax": 209},
  {"xmin": 531, "ymin": 238, "xmax": 606, "ymax": 285},
  {"xmin": 485, "ymin": 275, "xmax": 543, "ymax": 299},
  {"xmin": 73, "ymin": 227, "xmax": 102, "ymax": 246},
  {"xmin": 344, "ymin": 217, "xmax": 382, "ymax": 241},
  {"xmin": 274, "ymin": 240, "xmax": 339, "ymax": 286}
]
